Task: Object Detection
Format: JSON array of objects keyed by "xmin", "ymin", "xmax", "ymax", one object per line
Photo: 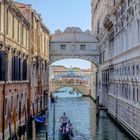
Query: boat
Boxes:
[
  {"xmin": 59, "ymin": 123, "xmax": 74, "ymax": 140},
  {"xmin": 59, "ymin": 127, "xmax": 71, "ymax": 140},
  {"xmin": 69, "ymin": 91, "xmax": 73, "ymax": 94},
  {"xmin": 34, "ymin": 115, "xmax": 46, "ymax": 124},
  {"xmin": 59, "ymin": 132, "xmax": 70, "ymax": 140}
]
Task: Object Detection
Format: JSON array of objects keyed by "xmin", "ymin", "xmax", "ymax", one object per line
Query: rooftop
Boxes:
[{"xmin": 51, "ymin": 27, "xmax": 98, "ymax": 43}]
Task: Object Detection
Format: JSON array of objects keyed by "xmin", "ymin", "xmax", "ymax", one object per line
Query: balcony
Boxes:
[
  {"xmin": 111, "ymin": 0, "xmax": 125, "ymax": 14},
  {"xmin": 103, "ymin": 15, "xmax": 114, "ymax": 30}
]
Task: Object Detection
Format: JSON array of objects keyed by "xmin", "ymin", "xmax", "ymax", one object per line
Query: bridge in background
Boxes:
[{"xmin": 50, "ymin": 78, "xmax": 91, "ymax": 96}]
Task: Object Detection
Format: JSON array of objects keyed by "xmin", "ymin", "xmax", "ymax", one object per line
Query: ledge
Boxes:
[
  {"xmin": 0, "ymin": 80, "xmax": 29, "ymax": 85},
  {"xmin": 107, "ymin": 110, "xmax": 140, "ymax": 140}
]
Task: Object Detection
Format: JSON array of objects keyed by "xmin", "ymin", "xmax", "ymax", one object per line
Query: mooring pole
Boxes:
[
  {"xmin": 53, "ymin": 97, "xmax": 55, "ymax": 140},
  {"xmin": 46, "ymin": 90, "xmax": 48, "ymax": 140},
  {"xmin": 46, "ymin": 109, "xmax": 48, "ymax": 140}
]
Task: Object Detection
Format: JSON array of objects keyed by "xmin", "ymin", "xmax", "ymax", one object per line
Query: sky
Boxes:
[
  {"xmin": 52, "ymin": 59, "xmax": 91, "ymax": 69},
  {"xmin": 16, "ymin": 0, "xmax": 92, "ymax": 69}
]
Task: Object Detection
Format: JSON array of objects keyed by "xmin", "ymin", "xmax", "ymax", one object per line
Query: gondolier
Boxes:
[{"xmin": 60, "ymin": 112, "xmax": 69, "ymax": 133}]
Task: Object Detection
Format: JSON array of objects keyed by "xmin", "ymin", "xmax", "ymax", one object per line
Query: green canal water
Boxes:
[{"xmin": 36, "ymin": 88, "xmax": 132, "ymax": 140}]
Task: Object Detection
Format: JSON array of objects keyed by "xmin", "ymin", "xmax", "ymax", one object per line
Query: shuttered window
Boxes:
[
  {"xmin": 12, "ymin": 56, "xmax": 25, "ymax": 81},
  {"xmin": 0, "ymin": 51, "xmax": 7, "ymax": 81},
  {"xmin": 22, "ymin": 59, "xmax": 27, "ymax": 80}
]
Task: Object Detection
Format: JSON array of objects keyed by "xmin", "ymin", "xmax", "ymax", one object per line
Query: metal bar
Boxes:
[{"xmin": 72, "ymin": 127, "xmax": 88, "ymax": 140}]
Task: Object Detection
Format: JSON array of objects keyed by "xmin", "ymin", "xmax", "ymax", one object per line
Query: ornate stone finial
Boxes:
[
  {"xmin": 84, "ymin": 29, "xmax": 91, "ymax": 34},
  {"xmin": 64, "ymin": 27, "xmax": 82, "ymax": 33},
  {"xmin": 55, "ymin": 29, "xmax": 62, "ymax": 35}
]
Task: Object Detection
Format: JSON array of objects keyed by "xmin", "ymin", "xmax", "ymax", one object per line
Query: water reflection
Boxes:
[
  {"xmin": 46, "ymin": 88, "xmax": 132, "ymax": 140},
  {"xmin": 54, "ymin": 87, "xmax": 82, "ymax": 98}
]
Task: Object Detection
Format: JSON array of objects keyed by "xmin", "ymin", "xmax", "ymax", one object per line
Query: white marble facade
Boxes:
[
  {"xmin": 49, "ymin": 27, "xmax": 99, "ymax": 65},
  {"xmin": 92, "ymin": 0, "xmax": 140, "ymax": 138}
]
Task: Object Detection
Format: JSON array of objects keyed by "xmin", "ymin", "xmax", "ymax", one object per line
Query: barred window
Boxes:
[
  {"xmin": 60, "ymin": 44, "xmax": 66, "ymax": 50},
  {"xmin": 136, "ymin": 64, "xmax": 139, "ymax": 74},
  {"xmin": 80, "ymin": 44, "xmax": 86, "ymax": 51}
]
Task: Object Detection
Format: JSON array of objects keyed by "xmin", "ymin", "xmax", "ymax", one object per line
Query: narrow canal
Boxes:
[{"xmin": 37, "ymin": 88, "xmax": 132, "ymax": 140}]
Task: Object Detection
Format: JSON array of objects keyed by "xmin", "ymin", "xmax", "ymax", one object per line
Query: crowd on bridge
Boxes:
[{"xmin": 51, "ymin": 78, "xmax": 89, "ymax": 86}]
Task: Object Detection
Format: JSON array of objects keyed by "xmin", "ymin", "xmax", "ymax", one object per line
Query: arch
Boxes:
[
  {"xmin": 49, "ymin": 56, "xmax": 99, "ymax": 66},
  {"xmin": 50, "ymin": 85, "xmax": 91, "ymax": 96}
]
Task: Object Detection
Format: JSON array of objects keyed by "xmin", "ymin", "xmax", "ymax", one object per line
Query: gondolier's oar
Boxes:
[
  {"xmin": 9, "ymin": 123, "xmax": 12, "ymax": 140},
  {"xmin": 72, "ymin": 127, "xmax": 88, "ymax": 140}
]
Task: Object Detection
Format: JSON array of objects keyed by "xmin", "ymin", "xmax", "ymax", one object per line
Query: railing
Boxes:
[{"xmin": 51, "ymin": 79, "xmax": 89, "ymax": 87}]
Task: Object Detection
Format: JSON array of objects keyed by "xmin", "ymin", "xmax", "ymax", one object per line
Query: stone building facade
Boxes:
[
  {"xmin": 91, "ymin": 0, "xmax": 140, "ymax": 139},
  {"xmin": 0, "ymin": 0, "xmax": 50, "ymax": 139},
  {"xmin": 15, "ymin": 1, "xmax": 50, "ymax": 118}
]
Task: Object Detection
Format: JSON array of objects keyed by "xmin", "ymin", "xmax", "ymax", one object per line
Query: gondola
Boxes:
[
  {"xmin": 59, "ymin": 123, "xmax": 74, "ymax": 140},
  {"xmin": 33, "ymin": 113, "xmax": 46, "ymax": 128},
  {"xmin": 69, "ymin": 91, "xmax": 73, "ymax": 94},
  {"xmin": 34, "ymin": 115, "xmax": 46, "ymax": 124},
  {"xmin": 59, "ymin": 128, "xmax": 71, "ymax": 140},
  {"xmin": 59, "ymin": 133, "xmax": 70, "ymax": 140}
]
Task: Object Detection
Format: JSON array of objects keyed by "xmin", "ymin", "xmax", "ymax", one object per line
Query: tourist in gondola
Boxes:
[{"xmin": 66, "ymin": 120, "xmax": 73, "ymax": 136}]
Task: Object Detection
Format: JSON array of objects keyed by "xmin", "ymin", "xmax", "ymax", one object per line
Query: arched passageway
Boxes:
[{"xmin": 49, "ymin": 58, "xmax": 97, "ymax": 100}]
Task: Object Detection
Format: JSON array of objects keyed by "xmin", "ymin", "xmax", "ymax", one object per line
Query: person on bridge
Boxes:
[{"xmin": 60, "ymin": 112, "xmax": 69, "ymax": 134}]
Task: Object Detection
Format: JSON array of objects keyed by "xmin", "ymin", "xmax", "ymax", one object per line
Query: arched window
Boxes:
[
  {"xmin": 12, "ymin": 55, "xmax": 23, "ymax": 81},
  {"xmin": 12, "ymin": 55, "xmax": 19, "ymax": 81},
  {"xmin": 22, "ymin": 59, "xmax": 27, "ymax": 80},
  {"xmin": 138, "ymin": 87, "xmax": 140, "ymax": 104},
  {"xmin": 128, "ymin": 86, "xmax": 131, "ymax": 100},
  {"xmin": 132, "ymin": 65, "xmax": 135, "ymax": 75},
  {"xmin": 0, "ymin": 50, "xmax": 7, "ymax": 81},
  {"xmin": 19, "ymin": 57, "xmax": 22, "ymax": 80},
  {"xmin": 124, "ymin": 66, "xmax": 126, "ymax": 75},
  {"xmin": 12, "ymin": 56, "xmax": 15, "ymax": 80},
  {"xmin": 136, "ymin": 64, "xmax": 139, "ymax": 75},
  {"xmin": 132, "ymin": 86, "xmax": 135, "ymax": 102},
  {"xmin": 15, "ymin": 56, "xmax": 19, "ymax": 80},
  {"xmin": 128, "ymin": 66, "xmax": 130, "ymax": 75}
]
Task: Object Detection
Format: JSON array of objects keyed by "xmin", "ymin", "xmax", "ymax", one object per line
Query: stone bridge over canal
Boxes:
[
  {"xmin": 50, "ymin": 78, "xmax": 91, "ymax": 96},
  {"xmin": 49, "ymin": 27, "xmax": 99, "ymax": 65}
]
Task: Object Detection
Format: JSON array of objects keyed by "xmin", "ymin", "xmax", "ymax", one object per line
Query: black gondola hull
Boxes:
[{"xmin": 59, "ymin": 132, "xmax": 71, "ymax": 140}]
